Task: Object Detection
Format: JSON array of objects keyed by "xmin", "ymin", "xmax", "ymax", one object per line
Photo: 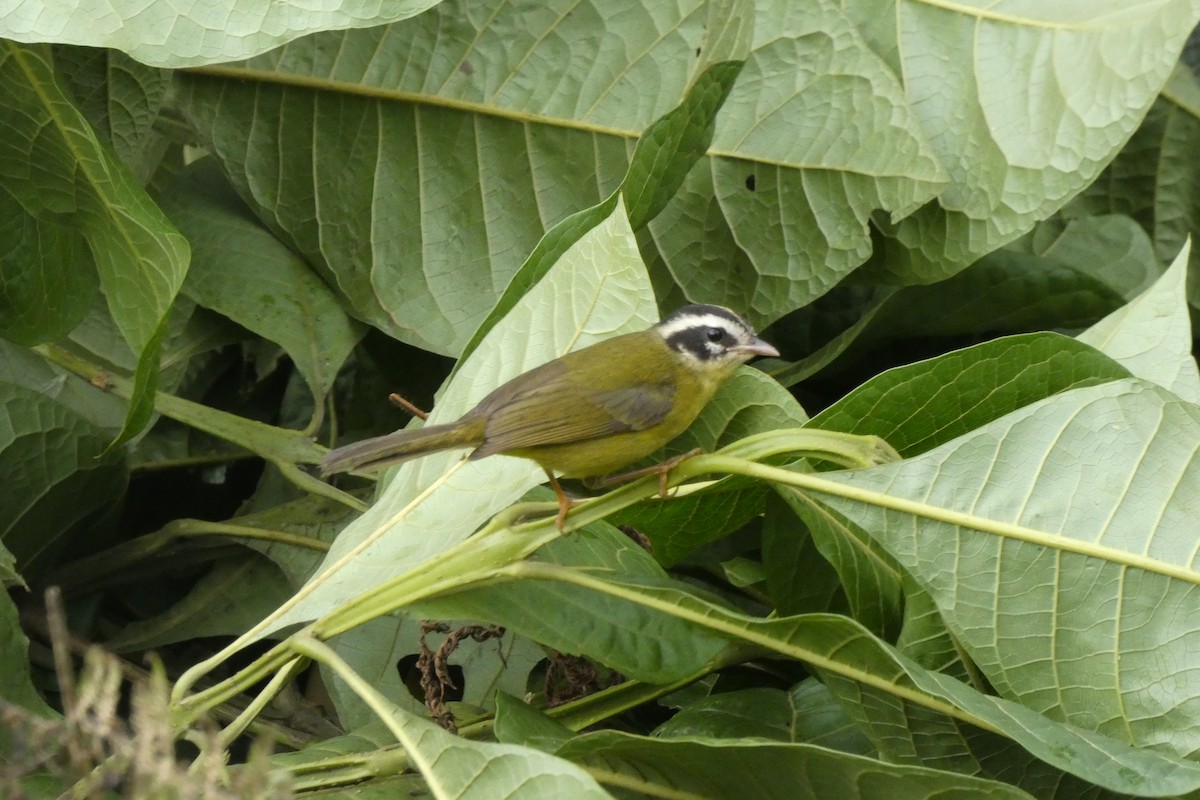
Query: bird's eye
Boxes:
[{"xmin": 706, "ymin": 328, "xmax": 724, "ymax": 343}]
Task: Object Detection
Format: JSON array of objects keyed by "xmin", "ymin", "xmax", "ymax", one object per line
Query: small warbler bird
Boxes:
[{"xmin": 321, "ymin": 304, "xmax": 779, "ymax": 527}]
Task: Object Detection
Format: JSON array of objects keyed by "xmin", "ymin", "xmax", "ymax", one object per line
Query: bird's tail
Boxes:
[{"xmin": 319, "ymin": 418, "xmax": 484, "ymax": 476}]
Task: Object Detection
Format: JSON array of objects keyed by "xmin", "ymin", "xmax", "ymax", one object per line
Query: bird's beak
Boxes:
[{"xmin": 732, "ymin": 338, "xmax": 780, "ymax": 359}]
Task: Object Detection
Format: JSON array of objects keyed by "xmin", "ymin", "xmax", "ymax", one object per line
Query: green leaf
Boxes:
[
  {"xmin": 785, "ymin": 334, "xmax": 1130, "ymax": 638},
  {"xmin": 614, "ymin": 479, "xmax": 770, "ymax": 568},
  {"xmin": 0, "ymin": 381, "xmax": 127, "ymax": 581},
  {"xmin": 386, "ymin": 711, "xmax": 615, "ymax": 799},
  {"xmin": 774, "ymin": 487, "xmax": 903, "ymax": 639},
  {"xmin": 761, "ymin": 494, "xmax": 847, "ymax": 617},
  {"xmin": 786, "ymin": 679, "xmax": 876, "ymax": 754},
  {"xmin": 675, "ymin": 1, "xmax": 947, "ymax": 324},
  {"xmin": 1154, "ymin": 65, "xmax": 1200, "ymax": 284},
  {"xmin": 482, "ymin": 565, "xmax": 1200, "ymax": 797},
  {"xmin": 871, "ymin": 256, "xmax": 1125, "ymax": 340},
  {"xmin": 0, "ymin": 42, "xmax": 188, "ymax": 444},
  {"xmin": 770, "ymin": 261, "xmax": 1126, "ymax": 390},
  {"xmin": 1079, "ymin": 239, "xmax": 1200, "ymax": 401},
  {"xmin": 652, "ymin": 687, "xmax": 798, "ymax": 742},
  {"xmin": 812, "ymin": 378, "xmax": 1200, "ymax": 756},
  {"xmin": 0, "ymin": 0, "xmax": 445, "ymax": 68},
  {"xmin": 557, "ymin": 731, "xmax": 1036, "ymax": 800},
  {"xmin": 104, "ymin": 556, "xmax": 292, "ymax": 654},
  {"xmin": 494, "ymin": 692, "xmax": 575, "ymax": 753},
  {"xmin": 619, "ymin": 57, "xmax": 747, "ymax": 231},
  {"xmin": 411, "ymin": 523, "xmax": 719, "ymax": 686},
  {"xmin": 0, "ymin": 589, "xmax": 53, "ymax": 716},
  {"xmin": 177, "ymin": 0, "xmax": 943, "ymax": 351},
  {"xmin": 52, "ymin": 46, "xmax": 172, "ymax": 182},
  {"xmin": 159, "ymin": 160, "xmax": 364, "ymax": 403},
  {"xmin": 1022, "ymin": 214, "xmax": 1161, "ymax": 300},
  {"xmin": 653, "ymin": 679, "xmax": 874, "ymax": 754},
  {"xmin": 894, "ymin": 578, "xmax": 976, "ymax": 685},
  {"xmin": 457, "ymin": 50, "xmax": 749, "ymax": 367},
  {"xmin": 0, "ymin": 545, "xmax": 18, "ymax": 588},
  {"xmin": 234, "ymin": 493, "xmax": 359, "ymax": 588},
  {"xmin": 184, "ymin": 12, "xmax": 749, "ymax": 358},
  {"xmin": 865, "ymin": 0, "xmax": 1198, "ymax": 283},
  {"xmin": 809, "ymin": 332, "xmax": 1131, "ymax": 456},
  {"xmin": 0, "ymin": 185, "xmax": 95, "ymax": 345},
  {"xmin": 260, "ymin": 198, "xmax": 659, "ymax": 636}
]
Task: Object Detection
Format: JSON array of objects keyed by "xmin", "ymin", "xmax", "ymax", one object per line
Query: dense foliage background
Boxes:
[{"xmin": 4, "ymin": 1, "xmax": 1200, "ymax": 797}]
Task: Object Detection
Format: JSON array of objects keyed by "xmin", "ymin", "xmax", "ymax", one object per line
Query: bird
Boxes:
[{"xmin": 320, "ymin": 304, "xmax": 779, "ymax": 528}]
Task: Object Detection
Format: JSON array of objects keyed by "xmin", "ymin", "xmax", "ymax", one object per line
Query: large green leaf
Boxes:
[
  {"xmin": 861, "ymin": 0, "xmax": 1200, "ymax": 283},
  {"xmin": 812, "ymin": 378, "xmax": 1200, "ymax": 757},
  {"xmin": 0, "ymin": 1, "xmax": 445, "ymax": 68},
  {"xmin": 775, "ymin": 487, "xmax": 904, "ymax": 639},
  {"xmin": 770, "ymin": 254, "xmax": 1127, "ymax": 389},
  {"xmin": 455, "ymin": 46, "xmax": 749, "ymax": 368},
  {"xmin": 652, "ymin": 1, "xmax": 947, "ymax": 324},
  {"xmin": 556, "ymin": 731, "xmax": 1036, "ymax": 800},
  {"xmin": 178, "ymin": 0, "xmax": 944, "ymax": 350},
  {"xmin": 783, "ymin": 333, "xmax": 1130, "ymax": 640},
  {"xmin": 159, "ymin": 160, "xmax": 364, "ymax": 403},
  {"xmin": 761, "ymin": 494, "xmax": 848, "ymax": 617},
  {"xmin": 0, "ymin": 42, "xmax": 188, "ymax": 444},
  {"xmin": 1021, "ymin": 214, "xmax": 1162, "ymax": 300},
  {"xmin": 428, "ymin": 562, "xmax": 1200, "ymax": 797},
  {"xmin": 0, "ymin": 381, "xmax": 127, "ymax": 581}
]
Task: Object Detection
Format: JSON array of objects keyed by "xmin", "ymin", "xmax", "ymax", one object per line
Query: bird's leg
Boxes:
[
  {"xmin": 590, "ymin": 448, "xmax": 704, "ymax": 498},
  {"xmin": 545, "ymin": 469, "xmax": 574, "ymax": 531}
]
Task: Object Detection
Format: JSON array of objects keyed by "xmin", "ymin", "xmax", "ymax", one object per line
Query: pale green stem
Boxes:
[
  {"xmin": 290, "ymin": 636, "xmax": 408, "ymax": 744},
  {"xmin": 213, "ymin": 657, "xmax": 307, "ymax": 752}
]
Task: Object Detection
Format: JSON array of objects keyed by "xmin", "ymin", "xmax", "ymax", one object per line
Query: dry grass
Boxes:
[{"xmin": 3, "ymin": 595, "xmax": 291, "ymax": 799}]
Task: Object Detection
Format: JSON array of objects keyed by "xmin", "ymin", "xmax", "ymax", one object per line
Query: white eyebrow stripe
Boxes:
[{"xmin": 655, "ymin": 313, "xmax": 746, "ymax": 341}]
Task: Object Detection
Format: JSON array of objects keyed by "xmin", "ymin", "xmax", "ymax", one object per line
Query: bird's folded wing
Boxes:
[{"xmin": 472, "ymin": 380, "xmax": 675, "ymax": 459}]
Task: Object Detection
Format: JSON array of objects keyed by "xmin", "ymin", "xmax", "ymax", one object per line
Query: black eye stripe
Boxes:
[{"xmin": 666, "ymin": 324, "xmax": 742, "ymax": 360}]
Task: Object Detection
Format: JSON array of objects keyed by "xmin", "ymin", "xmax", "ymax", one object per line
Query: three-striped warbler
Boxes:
[{"xmin": 320, "ymin": 304, "xmax": 779, "ymax": 528}]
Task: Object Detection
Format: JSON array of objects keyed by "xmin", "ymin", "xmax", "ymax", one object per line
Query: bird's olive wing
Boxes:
[{"xmin": 471, "ymin": 377, "xmax": 675, "ymax": 459}]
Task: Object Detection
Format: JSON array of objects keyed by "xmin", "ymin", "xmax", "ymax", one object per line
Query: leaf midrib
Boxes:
[{"xmin": 907, "ymin": 0, "xmax": 1158, "ymax": 31}]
